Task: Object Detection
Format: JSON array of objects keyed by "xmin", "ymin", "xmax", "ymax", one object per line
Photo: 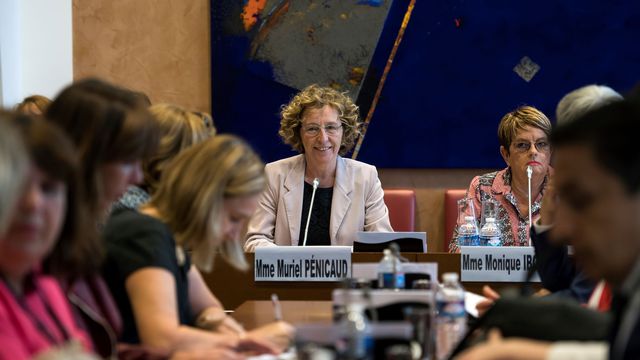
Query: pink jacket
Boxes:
[{"xmin": 0, "ymin": 273, "xmax": 92, "ymax": 359}]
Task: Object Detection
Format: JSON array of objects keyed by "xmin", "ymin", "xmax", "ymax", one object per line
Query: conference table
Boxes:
[
  {"xmin": 233, "ymin": 300, "xmax": 333, "ymax": 329},
  {"xmin": 203, "ymin": 252, "xmax": 536, "ymax": 310}
]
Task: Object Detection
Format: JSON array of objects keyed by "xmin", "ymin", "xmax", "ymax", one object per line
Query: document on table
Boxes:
[{"xmin": 465, "ymin": 291, "xmax": 488, "ymax": 318}]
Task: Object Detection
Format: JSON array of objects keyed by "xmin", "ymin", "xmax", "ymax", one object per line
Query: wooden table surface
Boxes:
[
  {"xmin": 232, "ymin": 300, "xmax": 333, "ymax": 329},
  {"xmin": 204, "ymin": 252, "xmax": 534, "ymax": 310}
]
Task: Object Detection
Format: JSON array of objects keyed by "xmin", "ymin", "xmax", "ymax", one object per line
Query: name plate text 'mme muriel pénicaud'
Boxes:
[{"xmin": 254, "ymin": 247, "xmax": 352, "ymax": 282}]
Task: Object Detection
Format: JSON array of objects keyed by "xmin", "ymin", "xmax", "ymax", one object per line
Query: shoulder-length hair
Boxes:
[
  {"xmin": 148, "ymin": 135, "xmax": 265, "ymax": 272},
  {"xmin": 0, "ymin": 113, "xmax": 28, "ymax": 234},
  {"xmin": 143, "ymin": 103, "xmax": 211, "ymax": 194},
  {"xmin": 7, "ymin": 113, "xmax": 94, "ymax": 279},
  {"xmin": 45, "ymin": 78, "xmax": 160, "ymax": 276},
  {"xmin": 279, "ymin": 84, "xmax": 361, "ymax": 156},
  {"xmin": 46, "ymin": 78, "xmax": 160, "ymax": 210}
]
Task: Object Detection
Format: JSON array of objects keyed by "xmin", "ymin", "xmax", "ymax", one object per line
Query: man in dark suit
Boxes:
[
  {"xmin": 551, "ymin": 97, "xmax": 640, "ymax": 360},
  {"xmin": 532, "ymin": 84, "xmax": 623, "ymax": 304}
]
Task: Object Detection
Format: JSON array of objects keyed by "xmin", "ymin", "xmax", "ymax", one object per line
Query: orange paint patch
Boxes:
[{"xmin": 241, "ymin": 0, "xmax": 268, "ymax": 31}]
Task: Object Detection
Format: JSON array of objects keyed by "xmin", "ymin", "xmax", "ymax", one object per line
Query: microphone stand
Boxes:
[
  {"xmin": 302, "ymin": 178, "xmax": 320, "ymax": 246},
  {"xmin": 389, "ymin": 242, "xmax": 409, "ymax": 263},
  {"xmin": 526, "ymin": 166, "xmax": 533, "ymax": 246}
]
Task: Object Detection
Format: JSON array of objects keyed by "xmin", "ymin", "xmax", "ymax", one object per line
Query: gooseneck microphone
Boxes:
[
  {"xmin": 302, "ymin": 178, "xmax": 320, "ymax": 246},
  {"xmin": 526, "ymin": 165, "xmax": 533, "ymax": 246}
]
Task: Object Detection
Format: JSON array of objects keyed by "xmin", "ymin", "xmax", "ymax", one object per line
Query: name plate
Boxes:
[
  {"xmin": 254, "ymin": 246, "xmax": 352, "ymax": 282},
  {"xmin": 460, "ymin": 246, "xmax": 540, "ymax": 282}
]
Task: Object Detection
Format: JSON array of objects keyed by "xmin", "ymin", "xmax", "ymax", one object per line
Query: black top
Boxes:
[
  {"xmin": 298, "ymin": 181, "xmax": 333, "ymax": 246},
  {"xmin": 102, "ymin": 209, "xmax": 192, "ymax": 344}
]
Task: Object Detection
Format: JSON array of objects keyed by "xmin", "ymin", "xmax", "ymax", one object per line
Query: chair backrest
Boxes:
[
  {"xmin": 383, "ymin": 189, "xmax": 416, "ymax": 232},
  {"xmin": 444, "ymin": 189, "xmax": 467, "ymax": 251}
]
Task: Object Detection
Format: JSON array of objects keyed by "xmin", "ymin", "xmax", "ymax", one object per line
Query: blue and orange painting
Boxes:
[
  {"xmin": 212, "ymin": 0, "xmax": 640, "ymax": 168},
  {"xmin": 235, "ymin": 0, "xmax": 393, "ymax": 97}
]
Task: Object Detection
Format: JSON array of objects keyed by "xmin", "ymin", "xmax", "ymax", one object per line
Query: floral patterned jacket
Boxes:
[{"xmin": 449, "ymin": 167, "xmax": 550, "ymax": 253}]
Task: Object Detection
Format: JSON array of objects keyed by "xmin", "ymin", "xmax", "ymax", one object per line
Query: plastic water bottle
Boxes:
[
  {"xmin": 457, "ymin": 216, "xmax": 480, "ymax": 246},
  {"xmin": 335, "ymin": 302, "xmax": 373, "ymax": 360},
  {"xmin": 435, "ymin": 273, "xmax": 466, "ymax": 360},
  {"xmin": 377, "ymin": 249, "xmax": 405, "ymax": 289},
  {"xmin": 479, "ymin": 217, "xmax": 501, "ymax": 246}
]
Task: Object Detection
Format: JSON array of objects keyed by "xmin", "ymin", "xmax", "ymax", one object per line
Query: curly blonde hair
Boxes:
[{"xmin": 279, "ymin": 84, "xmax": 361, "ymax": 156}]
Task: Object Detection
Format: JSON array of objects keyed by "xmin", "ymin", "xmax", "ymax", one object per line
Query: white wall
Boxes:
[
  {"xmin": 0, "ymin": 0, "xmax": 22, "ymax": 106},
  {"xmin": 0, "ymin": 0, "xmax": 72, "ymax": 108}
]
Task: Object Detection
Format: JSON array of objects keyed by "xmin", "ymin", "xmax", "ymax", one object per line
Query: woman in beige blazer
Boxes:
[{"xmin": 244, "ymin": 85, "xmax": 392, "ymax": 251}]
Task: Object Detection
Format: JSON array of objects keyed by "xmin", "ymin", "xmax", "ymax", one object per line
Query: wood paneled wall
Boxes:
[{"xmin": 73, "ymin": 0, "xmax": 211, "ymax": 112}]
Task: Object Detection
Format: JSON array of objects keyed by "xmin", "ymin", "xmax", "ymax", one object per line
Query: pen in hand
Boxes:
[{"xmin": 271, "ymin": 293, "xmax": 283, "ymax": 321}]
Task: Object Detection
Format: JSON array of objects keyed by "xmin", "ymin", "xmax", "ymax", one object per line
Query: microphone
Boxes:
[
  {"xmin": 302, "ymin": 178, "xmax": 320, "ymax": 246},
  {"xmin": 526, "ymin": 165, "xmax": 533, "ymax": 246},
  {"xmin": 389, "ymin": 242, "xmax": 409, "ymax": 263}
]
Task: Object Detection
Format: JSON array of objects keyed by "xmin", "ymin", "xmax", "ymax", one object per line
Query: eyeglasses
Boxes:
[
  {"xmin": 301, "ymin": 123, "xmax": 342, "ymax": 137},
  {"xmin": 512, "ymin": 140, "xmax": 551, "ymax": 153}
]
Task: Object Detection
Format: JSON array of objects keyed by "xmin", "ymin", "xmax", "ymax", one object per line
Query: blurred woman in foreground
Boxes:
[{"xmin": 0, "ymin": 113, "xmax": 95, "ymax": 359}]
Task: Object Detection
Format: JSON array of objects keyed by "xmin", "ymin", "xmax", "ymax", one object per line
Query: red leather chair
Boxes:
[
  {"xmin": 444, "ymin": 189, "xmax": 467, "ymax": 251},
  {"xmin": 383, "ymin": 189, "xmax": 416, "ymax": 232}
]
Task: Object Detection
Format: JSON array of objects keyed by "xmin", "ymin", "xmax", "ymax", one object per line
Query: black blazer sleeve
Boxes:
[{"xmin": 531, "ymin": 226, "xmax": 595, "ymax": 302}]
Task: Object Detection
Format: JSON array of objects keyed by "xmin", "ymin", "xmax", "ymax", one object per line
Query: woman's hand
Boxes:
[
  {"xmin": 236, "ymin": 334, "xmax": 279, "ymax": 356},
  {"xmin": 476, "ymin": 285, "xmax": 501, "ymax": 317},
  {"xmin": 455, "ymin": 329, "xmax": 551, "ymax": 360},
  {"xmin": 218, "ymin": 316, "xmax": 246, "ymax": 335},
  {"xmin": 196, "ymin": 307, "xmax": 245, "ymax": 335},
  {"xmin": 245, "ymin": 321, "xmax": 295, "ymax": 353},
  {"xmin": 533, "ymin": 288, "xmax": 551, "ymax": 297},
  {"xmin": 171, "ymin": 348, "xmax": 245, "ymax": 360}
]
